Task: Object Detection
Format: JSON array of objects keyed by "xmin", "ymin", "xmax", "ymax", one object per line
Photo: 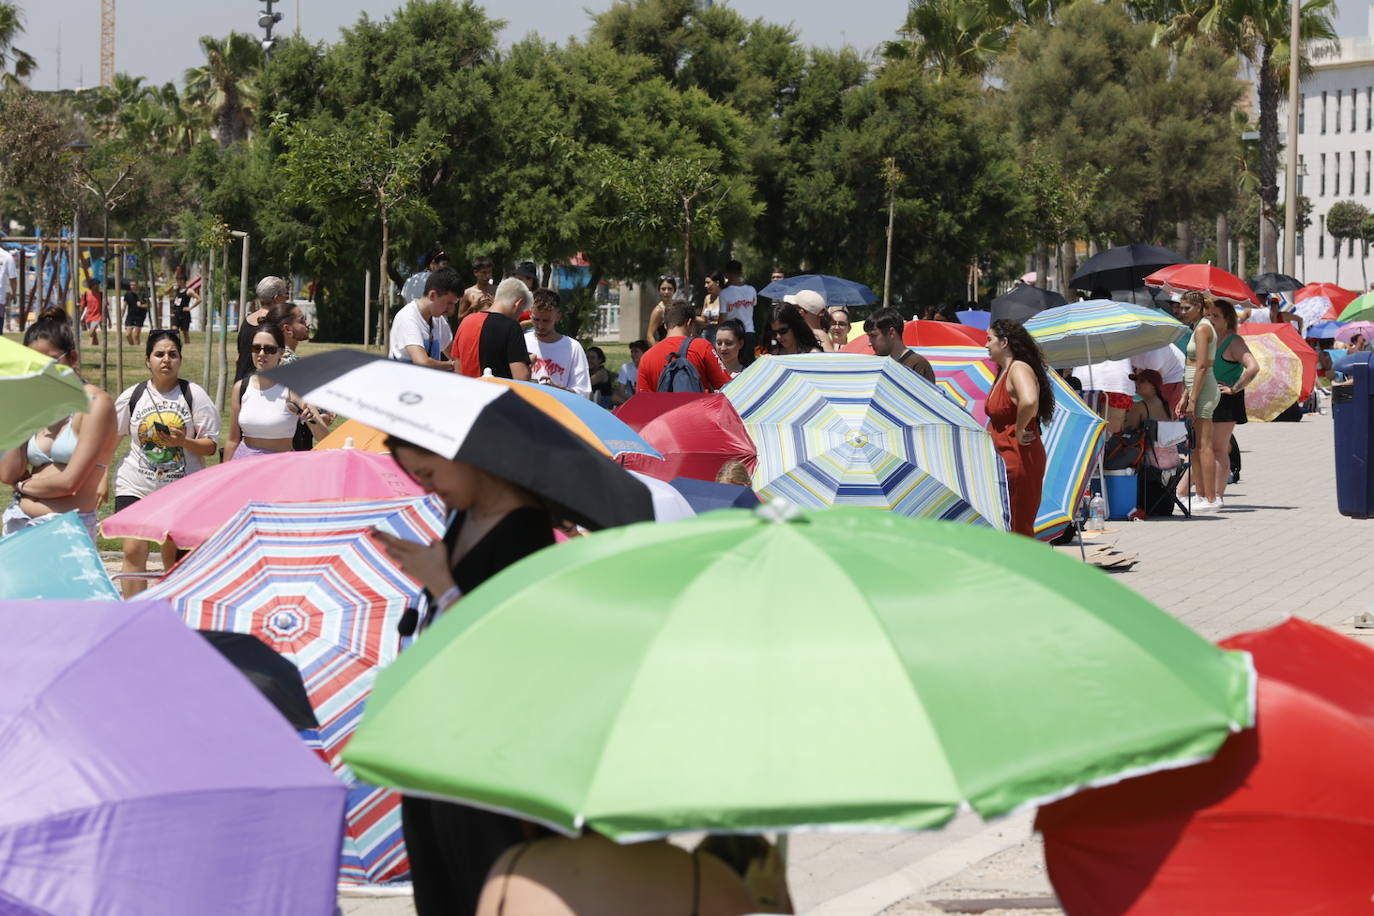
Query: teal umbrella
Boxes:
[
  {"xmin": 344, "ymin": 505, "xmax": 1255, "ymax": 840},
  {"xmin": 0, "ymin": 513, "xmax": 117, "ymax": 600}
]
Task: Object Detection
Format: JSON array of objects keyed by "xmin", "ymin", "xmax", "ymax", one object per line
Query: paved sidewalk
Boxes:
[{"xmin": 347, "ymin": 412, "xmax": 1360, "ymax": 915}]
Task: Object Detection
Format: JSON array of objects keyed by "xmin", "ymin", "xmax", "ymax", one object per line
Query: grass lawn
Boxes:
[{"xmin": 3, "ymin": 330, "xmax": 637, "ymax": 551}]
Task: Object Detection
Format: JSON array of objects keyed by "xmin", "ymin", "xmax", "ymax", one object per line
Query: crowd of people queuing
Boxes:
[{"xmin": 3, "ymin": 247, "xmax": 1341, "ymax": 916}]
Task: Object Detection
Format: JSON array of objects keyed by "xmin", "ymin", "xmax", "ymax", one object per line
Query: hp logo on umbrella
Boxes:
[{"xmin": 399, "ymin": 392, "xmax": 423, "ymax": 405}]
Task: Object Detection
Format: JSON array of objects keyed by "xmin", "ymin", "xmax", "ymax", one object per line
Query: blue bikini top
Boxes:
[{"xmin": 27, "ymin": 420, "xmax": 79, "ymax": 466}]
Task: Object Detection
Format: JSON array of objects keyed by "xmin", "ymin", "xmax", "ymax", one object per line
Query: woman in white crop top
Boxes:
[{"xmin": 227, "ymin": 323, "xmax": 328, "ymax": 459}]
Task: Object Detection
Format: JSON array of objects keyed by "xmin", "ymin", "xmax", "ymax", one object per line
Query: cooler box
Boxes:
[
  {"xmin": 1103, "ymin": 470, "xmax": 1138, "ymax": 520},
  {"xmin": 1333, "ymin": 352, "xmax": 1374, "ymax": 518}
]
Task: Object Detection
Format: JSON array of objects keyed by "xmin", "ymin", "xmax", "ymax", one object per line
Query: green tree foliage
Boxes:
[
  {"xmin": 999, "ymin": 1, "xmax": 1244, "ymax": 243},
  {"xmin": 0, "ymin": 1, "xmax": 34, "ymax": 88},
  {"xmin": 274, "ymin": 109, "xmax": 440, "ymax": 348},
  {"xmin": 1326, "ymin": 200, "xmax": 1366, "ymax": 287},
  {"xmin": 1143, "ymin": 0, "xmax": 1337, "ymax": 272},
  {"xmin": 184, "ymin": 32, "xmax": 263, "ymax": 148}
]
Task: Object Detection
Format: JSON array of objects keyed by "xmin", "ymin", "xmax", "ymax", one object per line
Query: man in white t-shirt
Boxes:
[
  {"xmin": 525, "ymin": 288, "xmax": 591, "ymax": 397},
  {"xmin": 388, "ymin": 266, "xmax": 461, "ymax": 368},
  {"xmin": 0, "ymin": 246, "xmax": 17, "ymax": 330},
  {"xmin": 717, "ymin": 258, "xmax": 757, "ymax": 345}
]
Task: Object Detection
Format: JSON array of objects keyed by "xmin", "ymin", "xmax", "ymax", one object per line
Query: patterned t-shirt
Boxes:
[{"xmin": 113, "ymin": 380, "xmax": 221, "ymax": 499}]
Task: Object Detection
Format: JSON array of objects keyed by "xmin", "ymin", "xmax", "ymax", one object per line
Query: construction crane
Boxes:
[{"xmin": 99, "ymin": 0, "xmax": 115, "ymax": 88}]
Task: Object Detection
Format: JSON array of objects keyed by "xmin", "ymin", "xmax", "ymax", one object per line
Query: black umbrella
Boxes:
[
  {"xmin": 199, "ymin": 631, "xmax": 318, "ymax": 730},
  {"xmin": 990, "ymin": 285, "xmax": 1066, "ymax": 324},
  {"xmin": 1249, "ymin": 272, "xmax": 1303, "ymax": 295},
  {"xmin": 1070, "ymin": 244, "xmax": 1184, "ymax": 293},
  {"xmin": 1109, "ymin": 286, "xmax": 1174, "ymax": 311},
  {"xmin": 266, "ymin": 351, "xmax": 655, "ymax": 531}
]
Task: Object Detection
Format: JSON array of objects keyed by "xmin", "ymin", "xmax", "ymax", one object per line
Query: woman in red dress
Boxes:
[{"xmin": 986, "ymin": 319, "xmax": 1054, "ymax": 537}]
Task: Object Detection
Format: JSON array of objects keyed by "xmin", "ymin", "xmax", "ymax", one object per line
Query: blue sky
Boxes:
[{"xmin": 23, "ymin": 1, "xmax": 1374, "ymax": 92}]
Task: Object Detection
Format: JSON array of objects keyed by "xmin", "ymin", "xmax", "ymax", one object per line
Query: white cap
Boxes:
[{"xmin": 784, "ymin": 289, "xmax": 827, "ymax": 315}]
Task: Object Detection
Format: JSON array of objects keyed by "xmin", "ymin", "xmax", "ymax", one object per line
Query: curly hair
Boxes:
[{"xmin": 989, "ymin": 319, "xmax": 1055, "ymax": 425}]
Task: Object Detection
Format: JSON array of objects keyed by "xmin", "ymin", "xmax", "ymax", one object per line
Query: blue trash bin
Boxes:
[{"xmin": 1332, "ymin": 352, "xmax": 1374, "ymax": 518}]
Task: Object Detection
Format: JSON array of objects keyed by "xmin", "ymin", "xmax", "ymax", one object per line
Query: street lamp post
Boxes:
[
  {"xmin": 258, "ymin": 0, "xmax": 283, "ymax": 60},
  {"xmin": 1283, "ymin": 0, "xmax": 1300, "ymax": 278}
]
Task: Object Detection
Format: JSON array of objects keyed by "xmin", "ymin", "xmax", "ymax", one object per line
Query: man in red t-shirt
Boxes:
[
  {"xmin": 79, "ymin": 278, "xmax": 104, "ymax": 347},
  {"xmin": 637, "ymin": 302, "xmax": 734, "ymax": 393}
]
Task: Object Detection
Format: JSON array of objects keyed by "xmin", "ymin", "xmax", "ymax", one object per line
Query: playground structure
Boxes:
[{"xmin": 2, "ymin": 234, "xmax": 192, "ymax": 330}]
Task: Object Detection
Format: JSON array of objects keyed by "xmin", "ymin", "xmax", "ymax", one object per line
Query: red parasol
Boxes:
[
  {"xmin": 614, "ymin": 392, "xmax": 757, "ymax": 482},
  {"xmin": 1295, "ymin": 282, "xmax": 1358, "ymax": 320},
  {"xmin": 1143, "ymin": 264, "xmax": 1258, "ymax": 305},
  {"xmin": 1038, "ymin": 619, "xmax": 1374, "ymax": 915},
  {"xmin": 842, "ymin": 320, "xmax": 984, "ymax": 352}
]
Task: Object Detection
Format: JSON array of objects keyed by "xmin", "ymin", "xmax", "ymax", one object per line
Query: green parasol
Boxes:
[
  {"xmin": 1337, "ymin": 291, "xmax": 1374, "ymax": 324},
  {"xmin": 0, "ymin": 337, "xmax": 89, "ymax": 451},
  {"xmin": 344, "ymin": 504, "xmax": 1254, "ymax": 840}
]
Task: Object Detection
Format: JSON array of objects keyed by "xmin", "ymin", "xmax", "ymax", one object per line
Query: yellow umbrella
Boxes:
[{"xmin": 315, "ymin": 418, "xmax": 391, "ymax": 453}]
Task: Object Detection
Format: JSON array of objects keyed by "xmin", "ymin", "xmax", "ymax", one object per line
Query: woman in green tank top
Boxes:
[{"xmin": 1205, "ymin": 299, "xmax": 1259, "ymax": 502}]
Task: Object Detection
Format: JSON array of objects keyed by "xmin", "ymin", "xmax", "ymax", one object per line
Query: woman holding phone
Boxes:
[
  {"xmin": 225, "ymin": 322, "xmax": 328, "ymax": 459},
  {"xmin": 112, "ymin": 329, "xmax": 220, "ymax": 595}
]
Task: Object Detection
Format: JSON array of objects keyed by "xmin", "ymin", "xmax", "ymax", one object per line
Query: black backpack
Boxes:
[
  {"xmin": 129, "ymin": 378, "xmax": 193, "ymax": 417},
  {"xmin": 656, "ymin": 337, "xmax": 704, "ymax": 393}
]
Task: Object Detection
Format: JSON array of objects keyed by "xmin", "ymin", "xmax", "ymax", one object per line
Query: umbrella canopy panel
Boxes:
[
  {"xmin": 1238, "ymin": 324, "xmax": 1317, "ymax": 421},
  {"xmin": 0, "ymin": 512, "xmax": 118, "ymax": 600},
  {"xmin": 914, "ymin": 347, "xmax": 1106, "ymax": 540},
  {"xmin": 1024, "ymin": 300, "xmax": 1187, "ymax": 368},
  {"xmin": 316, "ymin": 418, "xmax": 392, "ymax": 453},
  {"xmin": 481, "ymin": 376, "xmax": 661, "ymax": 459},
  {"xmin": 758, "ymin": 274, "xmax": 877, "ymax": 307},
  {"xmin": 725, "ymin": 354, "xmax": 1009, "ymax": 529},
  {"xmin": 343, "ymin": 507, "xmax": 1254, "ymax": 841},
  {"xmin": 0, "ymin": 599, "xmax": 344, "ymax": 915},
  {"xmin": 142, "ymin": 497, "xmax": 448, "ymax": 886},
  {"xmin": 990, "ymin": 285, "xmax": 1066, "ymax": 325},
  {"xmin": 0, "ymin": 336, "xmax": 90, "ymax": 452},
  {"xmin": 1069, "ymin": 244, "xmax": 1184, "ymax": 292},
  {"xmin": 267, "ymin": 350, "xmax": 656, "ymax": 531},
  {"xmin": 615, "ymin": 392, "xmax": 757, "ymax": 483},
  {"xmin": 1144, "ymin": 264, "xmax": 1258, "ymax": 305}
]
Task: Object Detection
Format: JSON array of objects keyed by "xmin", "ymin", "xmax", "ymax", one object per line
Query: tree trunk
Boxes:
[
  {"xmin": 1334, "ymin": 238, "xmax": 1341, "ymax": 286},
  {"xmin": 203, "ymin": 254, "xmax": 214, "ymax": 391},
  {"xmin": 1363, "ymin": 243, "xmax": 1369, "ymax": 291},
  {"xmin": 1036, "ymin": 244, "xmax": 1049, "ymax": 289},
  {"xmin": 1216, "ymin": 213, "xmax": 1231, "ymax": 272},
  {"xmin": 1062, "ymin": 241, "xmax": 1079, "ymax": 302},
  {"xmin": 682, "ymin": 199, "xmax": 694, "ymax": 308},
  {"xmin": 1257, "ymin": 43, "xmax": 1281, "ymax": 274},
  {"xmin": 216, "ymin": 244, "xmax": 229, "ymax": 412},
  {"xmin": 380, "ymin": 207, "xmax": 392, "ymax": 356},
  {"xmin": 1237, "ymin": 237, "xmax": 1248, "ymax": 280}
]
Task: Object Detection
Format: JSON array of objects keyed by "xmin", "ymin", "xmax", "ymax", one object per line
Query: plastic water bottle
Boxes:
[{"xmin": 1088, "ymin": 494, "xmax": 1106, "ymax": 531}]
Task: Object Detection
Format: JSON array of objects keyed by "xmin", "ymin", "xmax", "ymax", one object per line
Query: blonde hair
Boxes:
[{"xmin": 715, "ymin": 460, "xmax": 752, "ymax": 487}]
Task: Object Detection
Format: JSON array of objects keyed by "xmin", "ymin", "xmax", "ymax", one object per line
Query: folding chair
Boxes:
[{"xmin": 1143, "ymin": 418, "xmax": 1191, "ymax": 518}]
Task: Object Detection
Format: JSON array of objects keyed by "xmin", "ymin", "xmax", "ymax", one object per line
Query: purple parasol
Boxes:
[{"xmin": 0, "ymin": 599, "xmax": 345, "ymax": 915}]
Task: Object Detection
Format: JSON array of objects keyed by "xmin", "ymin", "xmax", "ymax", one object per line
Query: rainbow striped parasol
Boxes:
[
  {"xmin": 143, "ymin": 497, "xmax": 448, "ymax": 886},
  {"xmin": 724, "ymin": 354, "xmax": 1009, "ymax": 529},
  {"xmin": 914, "ymin": 347, "xmax": 1106, "ymax": 540}
]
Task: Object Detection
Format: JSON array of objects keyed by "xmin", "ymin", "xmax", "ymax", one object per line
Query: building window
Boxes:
[
  {"xmin": 1298, "ymin": 230, "xmax": 1304, "ymax": 257},
  {"xmin": 1322, "ymin": 91, "xmax": 1328, "ymax": 134},
  {"xmin": 1354, "ymin": 88, "xmax": 1359, "ymax": 132},
  {"xmin": 1298, "ymin": 154, "xmax": 1305, "ymax": 195},
  {"xmin": 1321, "ymin": 153, "xmax": 1327, "ymax": 195},
  {"xmin": 1319, "ymin": 216, "xmax": 1325, "ymax": 257},
  {"xmin": 1299, "ymin": 94, "xmax": 1306, "ymax": 133},
  {"xmin": 1367, "ymin": 88, "xmax": 1372, "ymax": 130},
  {"xmin": 1366, "ymin": 151, "xmax": 1371, "ymax": 194},
  {"xmin": 1337, "ymin": 89, "xmax": 1343, "ymax": 133},
  {"xmin": 1352, "ymin": 155, "xmax": 1358, "ymax": 195}
]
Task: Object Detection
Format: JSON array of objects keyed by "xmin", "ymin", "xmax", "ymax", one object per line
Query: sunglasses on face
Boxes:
[{"xmin": 251, "ymin": 344, "xmax": 281, "ymax": 355}]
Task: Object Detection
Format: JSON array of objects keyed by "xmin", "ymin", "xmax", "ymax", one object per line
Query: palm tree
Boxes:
[
  {"xmin": 184, "ymin": 33, "xmax": 262, "ymax": 148},
  {"xmin": 0, "ymin": 2, "xmax": 35, "ymax": 89},
  {"xmin": 1150, "ymin": 0, "xmax": 1337, "ymax": 273},
  {"xmin": 885, "ymin": 0, "xmax": 1055, "ymax": 80}
]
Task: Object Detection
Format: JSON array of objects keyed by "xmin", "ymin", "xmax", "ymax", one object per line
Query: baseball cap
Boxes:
[
  {"xmin": 784, "ymin": 289, "xmax": 827, "ymax": 315},
  {"xmin": 513, "ymin": 261, "xmax": 538, "ymax": 281}
]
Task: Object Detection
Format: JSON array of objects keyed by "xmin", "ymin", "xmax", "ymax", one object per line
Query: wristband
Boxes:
[{"xmin": 435, "ymin": 585, "xmax": 462, "ymax": 611}]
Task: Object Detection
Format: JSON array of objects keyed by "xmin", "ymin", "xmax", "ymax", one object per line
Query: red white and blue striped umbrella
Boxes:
[{"xmin": 143, "ymin": 497, "xmax": 448, "ymax": 887}]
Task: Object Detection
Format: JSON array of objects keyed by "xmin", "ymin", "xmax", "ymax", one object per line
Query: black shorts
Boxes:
[
  {"xmin": 124, "ymin": 305, "xmax": 148, "ymax": 328},
  {"xmin": 1212, "ymin": 390, "xmax": 1248, "ymax": 424},
  {"xmin": 173, "ymin": 310, "xmax": 192, "ymax": 331}
]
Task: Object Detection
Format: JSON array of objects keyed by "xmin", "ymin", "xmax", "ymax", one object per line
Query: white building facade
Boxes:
[{"xmin": 1279, "ymin": 10, "xmax": 1374, "ymax": 289}]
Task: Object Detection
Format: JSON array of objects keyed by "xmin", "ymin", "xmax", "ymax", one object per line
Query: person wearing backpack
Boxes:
[
  {"xmin": 112, "ymin": 329, "xmax": 221, "ymax": 596},
  {"xmin": 636, "ymin": 301, "xmax": 734, "ymax": 394}
]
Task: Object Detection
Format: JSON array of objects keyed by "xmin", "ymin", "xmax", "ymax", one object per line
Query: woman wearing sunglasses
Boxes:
[{"xmin": 225, "ymin": 322, "xmax": 328, "ymax": 459}]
